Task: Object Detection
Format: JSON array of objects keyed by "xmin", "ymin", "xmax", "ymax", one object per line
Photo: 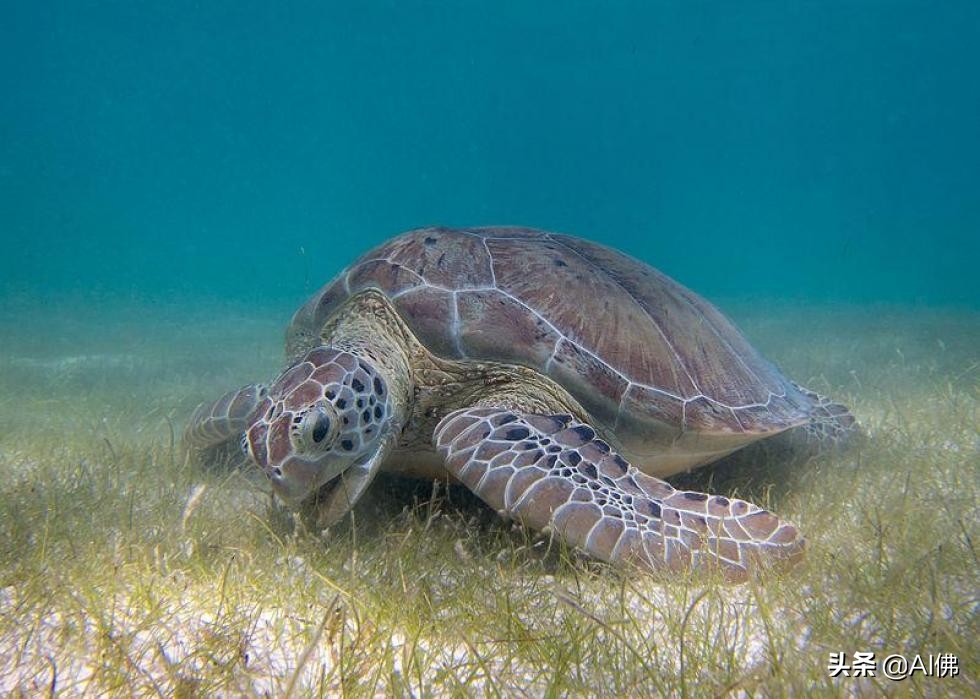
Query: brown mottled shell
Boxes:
[{"xmin": 290, "ymin": 227, "xmax": 811, "ymax": 465}]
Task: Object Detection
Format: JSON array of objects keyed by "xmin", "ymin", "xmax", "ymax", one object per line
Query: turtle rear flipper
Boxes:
[
  {"xmin": 434, "ymin": 406, "xmax": 805, "ymax": 581},
  {"xmin": 792, "ymin": 383, "xmax": 859, "ymax": 445}
]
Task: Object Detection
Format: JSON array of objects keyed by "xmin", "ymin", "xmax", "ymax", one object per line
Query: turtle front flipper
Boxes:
[
  {"xmin": 184, "ymin": 384, "xmax": 267, "ymax": 452},
  {"xmin": 434, "ymin": 407, "xmax": 805, "ymax": 582}
]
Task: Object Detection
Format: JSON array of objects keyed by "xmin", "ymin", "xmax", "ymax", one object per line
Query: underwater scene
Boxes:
[{"xmin": 1, "ymin": 2, "xmax": 977, "ymax": 696}]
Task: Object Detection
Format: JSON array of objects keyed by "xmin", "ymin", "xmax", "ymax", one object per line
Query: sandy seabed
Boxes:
[{"xmin": 0, "ymin": 297, "xmax": 976, "ymax": 697}]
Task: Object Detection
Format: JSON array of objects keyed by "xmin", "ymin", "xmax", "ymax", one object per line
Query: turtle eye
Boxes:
[
  {"xmin": 298, "ymin": 404, "xmax": 338, "ymax": 452},
  {"xmin": 312, "ymin": 413, "xmax": 331, "ymax": 443}
]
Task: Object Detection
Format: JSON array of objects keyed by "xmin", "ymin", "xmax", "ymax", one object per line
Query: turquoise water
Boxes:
[
  {"xmin": 1, "ymin": 1, "xmax": 977, "ymax": 308},
  {"xmin": 1, "ymin": 7, "xmax": 979, "ymax": 692}
]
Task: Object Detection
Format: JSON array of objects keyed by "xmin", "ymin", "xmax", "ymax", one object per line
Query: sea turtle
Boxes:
[{"xmin": 185, "ymin": 227, "xmax": 855, "ymax": 580}]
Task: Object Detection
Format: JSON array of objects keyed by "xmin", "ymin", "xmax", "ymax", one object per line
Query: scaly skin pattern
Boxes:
[
  {"xmin": 792, "ymin": 382, "xmax": 857, "ymax": 443},
  {"xmin": 242, "ymin": 347, "xmax": 394, "ymax": 502},
  {"xmin": 185, "ymin": 384, "xmax": 267, "ymax": 451},
  {"xmin": 435, "ymin": 407, "xmax": 805, "ymax": 581}
]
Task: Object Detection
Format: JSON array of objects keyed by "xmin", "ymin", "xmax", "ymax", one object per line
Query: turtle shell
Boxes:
[{"xmin": 290, "ymin": 227, "xmax": 811, "ymax": 472}]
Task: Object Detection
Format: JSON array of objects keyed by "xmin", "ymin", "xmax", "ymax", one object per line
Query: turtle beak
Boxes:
[
  {"xmin": 268, "ymin": 457, "xmax": 321, "ymax": 502},
  {"xmin": 269, "ymin": 455, "xmax": 349, "ymax": 504}
]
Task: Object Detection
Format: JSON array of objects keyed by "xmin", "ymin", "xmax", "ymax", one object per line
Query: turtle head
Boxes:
[{"xmin": 242, "ymin": 347, "xmax": 393, "ymax": 504}]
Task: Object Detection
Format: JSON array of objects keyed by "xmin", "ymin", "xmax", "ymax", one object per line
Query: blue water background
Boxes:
[{"xmin": 2, "ymin": 1, "xmax": 977, "ymax": 309}]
